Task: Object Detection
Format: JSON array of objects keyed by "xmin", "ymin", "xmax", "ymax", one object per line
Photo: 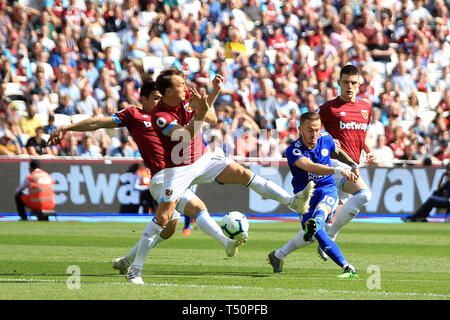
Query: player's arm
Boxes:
[
  {"xmin": 48, "ymin": 116, "xmax": 118, "ymax": 145},
  {"xmin": 204, "ymin": 75, "xmax": 225, "ymax": 125},
  {"xmin": 363, "ymin": 134, "xmax": 377, "ymax": 165},
  {"xmin": 331, "ymin": 146, "xmax": 358, "ymax": 169},
  {"xmin": 163, "ymin": 89, "xmax": 210, "ymax": 142},
  {"xmin": 294, "ymin": 157, "xmax": 358, "ymax": 183}
]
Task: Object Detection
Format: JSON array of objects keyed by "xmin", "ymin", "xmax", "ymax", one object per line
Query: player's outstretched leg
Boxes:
[
  {"xmin": 267, "ymin": 251, "xmax": 284, "ymax": 273},
  {"xmin": 327, "ymin": 189, "xmax": 371, "ymax": 240},
  {"xmin": 314, "ymin": 229, "xmax": 358, "ymax": 278},
  {"xmin": 112, "ymin": 256, "xmax": 131, "ymax": 275},
  {"xmin": 226, "ymin": 231, "xmax": 249, "ymax": 258},
  {"xmin": 290, "ymin": 180, "xmax": 315, "ymax": 214},
  {"xmin": 336, "ymin": 264, "xmax": 359, "ymax": 279},
  {"xmin": 268, "ymin": 229, "xmax": 309, "ymax": 273}
]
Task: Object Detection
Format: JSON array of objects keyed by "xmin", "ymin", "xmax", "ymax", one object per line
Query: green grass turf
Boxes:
[{"xmin": 0, "ymin": 220, "xmax": 449, "ymax": 300}]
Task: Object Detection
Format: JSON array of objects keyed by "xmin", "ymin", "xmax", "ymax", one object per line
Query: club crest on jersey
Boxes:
[
  {"xmin": 361, "ymin": 110, "xmax": 369, "ymax": 120},
  {"xmin": 183, "ymin": 102, "xmax": 193, "ymax": 113},
  {"xmin": 321, "ymin": 149, "xmax": 329, "ymax": 157},
  {"xmin": 156, "ymin": 117, "xmax": 167, "ymax": 128},
  {"xmin": 165, "ymin": 189, "xmax": 173, "ymax": 196},
  {"xmin": 293, "ymin": 148, "xmax": 302, "ymax": 156}
]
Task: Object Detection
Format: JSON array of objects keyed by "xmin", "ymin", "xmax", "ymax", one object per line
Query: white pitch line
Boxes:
[{"xmin": 1, "ymin": 278, "xmax": 449, "ymax": 299}]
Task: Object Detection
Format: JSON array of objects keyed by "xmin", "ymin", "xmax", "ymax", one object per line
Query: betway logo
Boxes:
[{"xmin": 340, "ymin": 121, "xmax": 368, "ymax": 132}]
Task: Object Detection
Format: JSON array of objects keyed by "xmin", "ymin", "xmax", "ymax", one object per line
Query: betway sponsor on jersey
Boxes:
[{"xmin": 339, "ymin": 120, "xmax": 369, "ymax": 132}]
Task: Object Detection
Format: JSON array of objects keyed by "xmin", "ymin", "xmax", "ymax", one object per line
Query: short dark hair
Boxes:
[
  {"xmin": 30, "ymin": 159, "xmax": 40, "ymax": 170},
  {"xmin": 156, "ymin": 68, "xmax": 184, "ymax": 95},
  {"xmin": 300, "ymin": 111, "xmax": 321, "ymax": 124},
  {"xmin": 340, "ymin": 64, "xmax": 359, "ymax": 78},
  {"xmin": 140, "ymin": 80, "xmax": 157, "ymax": 99}
]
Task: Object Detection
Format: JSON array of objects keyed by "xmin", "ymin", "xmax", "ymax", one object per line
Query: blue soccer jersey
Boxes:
[{"xmin": 285, "ymin": 131, "xmax": 337, "ymax": 193}]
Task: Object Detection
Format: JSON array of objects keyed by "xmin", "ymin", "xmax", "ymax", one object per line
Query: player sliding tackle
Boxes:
[
  {"xmin": 124, "ymin": 68, "xmax": 314, "ymax": 284},
  {"xmin": 47, "ymin": 81, "xmax": 251, "ymax": 277},
  {"xmin": 268, "ymin": 111, "xmax": 360, "ymax": 278}
]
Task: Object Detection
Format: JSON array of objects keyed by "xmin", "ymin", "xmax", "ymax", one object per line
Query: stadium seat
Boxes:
[
  {"xmin": 42, "ymin": 133, "xmax": 50, "ymax": 142},
  {"xmin": 142, "ymin": 56, "xmax": 163, "ymax": 73},
  {"xmin": 10, "ymin": 100, "xmax": 26, "ymax": 114},
  {"xmin": 204, "ymin": 48, "xmax": 217, "ymax": 60},
  {"xmin": 416, "ymin": 91, "xmax": 430, "ymax": 110},
  {"xmin": 399, "ymin": 120, "xmax": 414, "ymax": 132},
  {"xmin": 244, "ymin": 38, "xmax": 255, "ymax": 54},
  {"xmin": 420, "ymin": 110, "xmax": 437, "ymax": 127},
  {"xmin": 162, "ymin": 56, "xmax": 176, "ymax": 67},
  {"xmin": 287, "ymin": 40, "xmax": 297, "ymax": 50},
  {"xmin": 35, "ymin": 113, "xmax": 49, "ymax": 126},
  {"xmin": 53, "ymin": 114, "xmax": 72, "ymax": 127},
  {"xmin": 275, "ymin": 118, "xmax": 288, "ymax": 131},
  {"xmin": 428, "ymin": 92, "xmax": 442, "ymax": 110},
  {"xmin": 49, "ymin": 93, "xmax": 59, "ymax": 110},
  {"xmin": 265, "ymin": 49, "xmax": 277, "ymax": 65},
  {"xmin": 20, "ymin": 133, "xmax": 29, "ymax": 145},
  {"xmin": 101, "ymin": 33, "xmax": 122, "ymax": 50},
  {"xmin": 71, "ymin": 114, "xmax": 90, "ymax": 124},
  {"xmin": 184, "ymin": 57, "xmax": 200, "ymax": 73},
  {"xmin": 4, "ymin": 82, "xmax": 24, "ymax": 98}
]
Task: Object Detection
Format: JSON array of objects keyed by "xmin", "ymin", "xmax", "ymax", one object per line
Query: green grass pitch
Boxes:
[{"xmin": 0, "ymin": 220, "xmax": 449, "ymax": 300}]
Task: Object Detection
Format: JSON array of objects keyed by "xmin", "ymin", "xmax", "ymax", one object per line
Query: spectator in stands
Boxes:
[
  {"xmin": 389, "ymin": 126, "xmax": 407, "ymax": 159},
  {"xmin": 93, "ymin": 68, "xmax": 120, "ymax": 107},
  {"xmin": 430, "ymin": 37, "xmax": 450, "ymax": 69},
  {"xmin": 54, "ymin": 93, "xmax": 76, "ymax": 116},
  {"xmin": 0, "ymin": 127, "xmax": 24, "ymax": 155},
  {"xmin": 15, "ymin": 159, "xmax": 55, "ymax": 221},
  {"xmin": 45, "ymin": 115, "xmax": 57, "ymax": 134},
  {"xmin": 373, "ymin": 135, "xmax": 395, "ymax": 167},
  {"xmin": 19, "ymin": 104, "xmax": 42, "ymax": 137},
  {"xmin": 148, "ymin": 25, "xmax": 169, "ymax": 59},
  {"xmin": 58, "ymin": 133, "xmax": 80, "ymax": 156},
  {"xmin": 97, "ymin": 46, "xmax": 122, "ymax": 81},
  {"xmin": 402, "ymin": 162, "xmax": 450, "ymax": 222},
  {"xmin": 224, "ymin": 28, "xmax": 247, "ymax": 59},
  {"xmin": 78, "ymin": 134, "xmax": 102, "ymax": 157},
  {"xmin": 26, "ymin": 126, "xmax": 54, "ymax": 156},
  {"xmin": 110, "ymin": 135, "xmax": 135, "ymax": 157},
  {"xmin": 255, "ymin": 84, "xmax": 281, "ymax": 128},
  {"xmin": 170, "ymin": 27, "xmax": 194, "ymax": 57},
  {"xmin": 433, "ymin": 140, "xmax": 450, "ymax": 161},
  {"xmin": 59, "ymin": 71, "xmax": 80, "ymax": 103},
  {"xmin": 104, "ymin": 3, "xmax": 127, "ymax": 34},
  {"xmin": 391, "ymin": 61, "xmax": 416, "ymax": 96},
  {"xmin": 76, "ymin": 85, "xmax": 101, "ymax": 117}
]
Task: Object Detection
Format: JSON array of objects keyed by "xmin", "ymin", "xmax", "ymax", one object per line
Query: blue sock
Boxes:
[
  {"xmin": 314, "ymin": 229, "xmax": 348, "ymax": 268},
  {"xmin": 312, "ymin": 206, "xmax": 327, "ymax": 232},
  {"xmin": 184, "ymin": 215, "xmax": 191, "ymax": 229}
]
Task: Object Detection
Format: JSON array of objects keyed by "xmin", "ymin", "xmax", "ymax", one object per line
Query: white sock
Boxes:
[
  {"xmin": 275, "ymin": 229, "xmax": 309, "ymax": 259},
  {"xmin": 248, "ymin": 174, "xmax": 291, "ymax": 206},
  {"xmin": 131, "ymin": 220, "xmax": 164, "ymax": 269},
  {"xmin": 124, "ymin": 243, "xmax": 138, "ymax": 263},
  {"xmin": 328, "ymin": 189, "xmax": 371, "ymax": 239},
  {"xmin": 124, "ymin": 234, "xmax": 166, "ymax": 263},
  {"xmin": 195, "ymin": 210, "xmax": 229, "ymax": 246}
]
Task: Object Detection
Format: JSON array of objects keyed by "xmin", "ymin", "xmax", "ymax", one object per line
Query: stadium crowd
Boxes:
[{"xmin": 0, "ymin": 0, "xmax": 449, "ymax": 165}]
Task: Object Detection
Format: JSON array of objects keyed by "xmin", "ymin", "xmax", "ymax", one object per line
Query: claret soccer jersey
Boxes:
[
  {"xmin": 319, "ymin": 97, "xmax": 371, "ymax": 163},
  {"xmin": 112, "ymin": 106, "xmax": 165, "ymax": 175},
  {"xmin": 151, "ymin": 99, "xmax": 206, "ymax": 168}
]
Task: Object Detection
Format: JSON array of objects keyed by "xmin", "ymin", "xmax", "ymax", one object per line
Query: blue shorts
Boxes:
[{"xmin": 301, "ymin": 186, "xmax": 339, "ymax": 227}]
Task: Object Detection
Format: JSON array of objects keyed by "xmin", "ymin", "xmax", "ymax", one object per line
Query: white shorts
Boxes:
[
  {"xmin": 330, "ymin": 159, "xmax": 351, "ymax": 204},
  {"xmin": 150, "ymin": 152, "xmax": 233, "ymax": 203}
]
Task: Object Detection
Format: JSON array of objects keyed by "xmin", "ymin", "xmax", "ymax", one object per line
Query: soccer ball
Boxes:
[{"xmin": 221, "ymin": 211, "xmax": 249, "ymax": 239}]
